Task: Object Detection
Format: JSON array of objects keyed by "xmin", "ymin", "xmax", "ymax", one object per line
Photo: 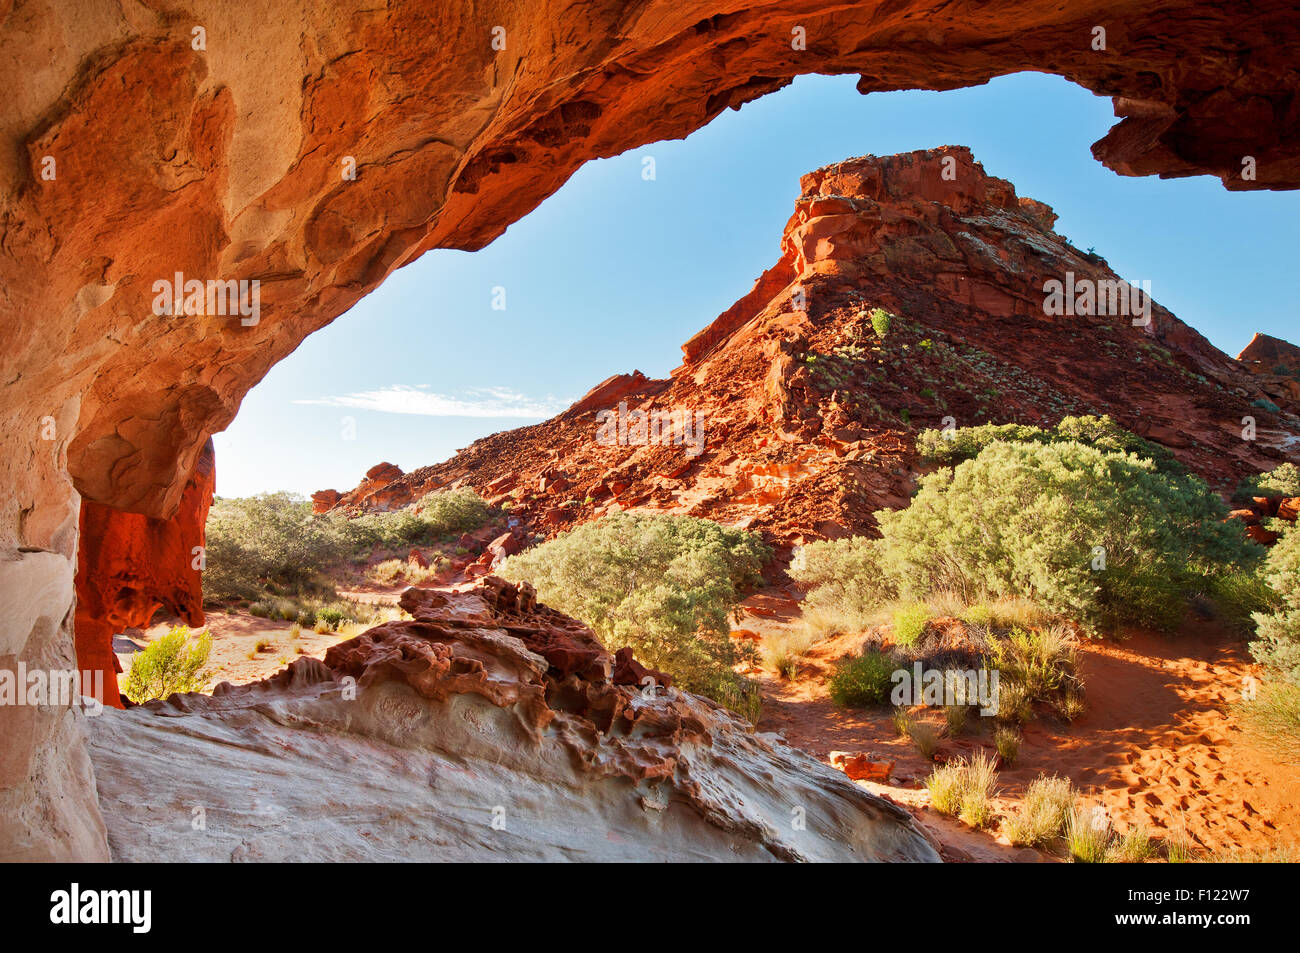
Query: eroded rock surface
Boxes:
[
  {"xmin": 87, "ymin": 580, "xmax": 938, "ymax": 862},
  {"xmin": 74, "ymin": 439, "xmax": 215, "ymax": 707},
  {"xmin": 4, "ymin": 0, "xmax": 1300, "ymax": 861}
]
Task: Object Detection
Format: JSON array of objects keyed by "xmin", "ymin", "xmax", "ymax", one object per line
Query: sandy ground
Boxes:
[
  {"xmin": 116, "ymin": 587, "xmax": 405, "ymax": 688},
  {"xmin": 122, "ymin": 573, "xmax": 1298, "ymax": 861},
  {"xmin": 747, "ymin": 603, "xmax": 1300, "ymax": 860}
]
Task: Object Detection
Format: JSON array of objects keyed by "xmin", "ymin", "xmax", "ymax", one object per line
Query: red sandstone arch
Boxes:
[{"xmin": 2, "ymin": 0, "xmax": 1298, "ymax": 860}]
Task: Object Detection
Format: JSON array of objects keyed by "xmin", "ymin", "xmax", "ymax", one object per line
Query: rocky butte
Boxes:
[
  {"xmin": 321, "ymin": 148, "xmax": 1300, "ymax": 546},
  {"xmin": 4, "ymin": 0, "xmax": 1300, "ymax": 861}
]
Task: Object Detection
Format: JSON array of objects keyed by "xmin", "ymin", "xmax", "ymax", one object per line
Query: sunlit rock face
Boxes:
[
  {"xmin": 74, "ymin": 439, "xmax": 215, "ymax": 709},
  {"xmin": 2, "ymin": 0, "xmax": 1299, "ymax": 861},
  {"xmin": 320, "ymin": 148, "xmax": 1300, "ymax": 544},
  {"xmin": 87, "ymin": 580, "xmax": 940, "ymax": 862}
]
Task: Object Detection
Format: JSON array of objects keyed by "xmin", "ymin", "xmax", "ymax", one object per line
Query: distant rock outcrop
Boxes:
[{"xmin": 319, "ymin": 149, "xmax": 1300, "ymax": 545}]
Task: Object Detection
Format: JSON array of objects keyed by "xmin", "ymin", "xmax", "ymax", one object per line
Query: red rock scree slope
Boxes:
[{"xmin": 320, "ymin": 148, "xmax": 1300, "ymax": 543}]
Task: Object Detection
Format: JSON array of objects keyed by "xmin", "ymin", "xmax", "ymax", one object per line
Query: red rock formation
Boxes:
[
  {"xmin": 310, "ymin": 489, "xmax": 342, "ymax": 514},
  {"xmin": 5, "ymin": 1, "xmax": 1300, "ymax": 861},
  {"xmin": 5, "ymin": 2, "xmax": 1300, "ymax": 537},
  {"xmin": 320, "ymin": 149, "xmax": 1300, "ymax": 544},
  {"xmin": 1238, "ymin": 332, "xmax": 1300, "ymax": 406},
  {"xmin": 73, "ymin": 440, "xmax": 215, "ymax": 707}
]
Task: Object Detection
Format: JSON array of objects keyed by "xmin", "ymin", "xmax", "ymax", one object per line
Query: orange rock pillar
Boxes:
[{"xmin": 74, "ymin": 439, "xmax": 216, "ymax": 707}]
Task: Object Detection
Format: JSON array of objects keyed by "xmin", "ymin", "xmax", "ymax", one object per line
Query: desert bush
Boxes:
[
  {"xmin": 915, "ymin": 421, "xmax": 1046, "ymax": 467},
  {"xmin": 892, "ymin": 602, "xmax": 931, "ymax": 646},
  {"xmin": 926, "ymin": 752, "xmax": 998, "ymax": 828},
  {"xmin": 1005, "ymin": 774, "xmax": 1073, "ymax": 847},
  {"xmin": 204, "ymin": 488, "xmax": 493, "ymax": 605},
  {"xmin": 204, "ymin": 493, "xmax": 352, "ymax": 602},
  {"xmin": 121, "ymin": 626, "xmax": 213, "ymax": 704},
  {"xmin": 499, "ymin": 512, "xmax": 769, "ymax": 716},
  {"xmin": 916, "ymin": 414, "xmax": 1181, "ymax": 475},
  {"xmin": 989, "ymin": 625, "xmax": 1081, "ymax": 704},
  {"xmin": 869, "ymin": 307, "xmax": 893, "ymax": 339},
  {"xmin": 1204, "ymin": 569, "xmax": 1283, "ymax": 636},
  {"xmin": 827, "ymin": 649, "xmax": 897, "ymax": 707},
  {"xmin": 413, "ymin": 486, "xmax": 494, "ymax": 536},
  {"xmin": 874, "ymin": 440, "xmax": 1256, "ymax": 632},
  {"xmin": 1250, "ymin": 523, "xmax": 1300, "ymax": 684},
  {"xmin": 1235, "ymin": 462, "xmax": 1300, "ymax": 501},
  {"xmin": 789, "ymin": 537, "xmax": 895, "ymax": 633}
]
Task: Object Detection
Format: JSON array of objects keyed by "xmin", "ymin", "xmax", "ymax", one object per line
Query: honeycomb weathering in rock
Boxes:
[{"xmin": 86, "ymin": 581, "xmax": 940, "ymax": 862}]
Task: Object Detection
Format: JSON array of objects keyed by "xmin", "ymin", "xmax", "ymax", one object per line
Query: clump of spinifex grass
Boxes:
[
  {"xmin": 926, "ymin": 752, "xmax": 999, "ymax": 829},
  {"xmin": 1004, "ymin": 774, "xmax": 1073, "ymax": 847}
]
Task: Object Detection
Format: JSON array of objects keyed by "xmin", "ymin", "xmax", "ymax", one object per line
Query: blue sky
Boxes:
[{"xmin": 214, "ymin": 71, "xmax": 1299, "ymax": 498}]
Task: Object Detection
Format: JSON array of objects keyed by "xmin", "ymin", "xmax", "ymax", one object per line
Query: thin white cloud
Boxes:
[{"xmin": 294, "ymin": 384, "xmax": 570, "ymax": 419}]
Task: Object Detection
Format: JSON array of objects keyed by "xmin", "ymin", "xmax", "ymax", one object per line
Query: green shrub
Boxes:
[
  {"xmin": 1250, "ymin": 523, "xmax": 1300, "ymax": 682},
  {"xmin": 1235, "ymin": 462, "xmax": 1300, "ymax": 501},
  {"xmin": 204, "ymin": 488, "xmax": 494, "ymax": 605},
  {"xmin": 412, "ymin": 486, "xmax": 494, "ymax": 537},
  {"xmin": 989, "ymin": 625, "xmax": 1080, "ymax": 703},
  {"xmin": 1205, "ymin": 570, "xmax": 1283, "ymax": 636},
  {"xmin": 317, "ymin": 606, "xmax": 347, "ymax": 627},
  {"xmin": 499, "ymin": 512, "xmax": 769, "ymax": 716},
  {"xmin": 915, "ymin": 422, "xmax": 1045, "ymax": 467},
  {"xmin": 827, "ymin": 649, "xmax": 897, "ymax": 707},
  {"xmin": 121, "ymin": 626, "xmax": 213, "ymax": 704},
  {"xmin": 873, "ymin": 440, "xmax": 1258, "ymax": 632},
  {"xmin": 790, "ymin": 537, "xmax": 896, "ymax": 632},
  {"xmin": 869, "ymin": 307, "xmax": 893, "ymax": 339},
  {"xmin": 915, "ymin": 414, "xmax": 1182, "ymax": 476},
  {"xmin": 203, "ymin": 493, "xmax": 351, "ymax": 602},
  {"xmin": 892, "ymin": 602, "xmax": 931, "ymax": 646}
]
